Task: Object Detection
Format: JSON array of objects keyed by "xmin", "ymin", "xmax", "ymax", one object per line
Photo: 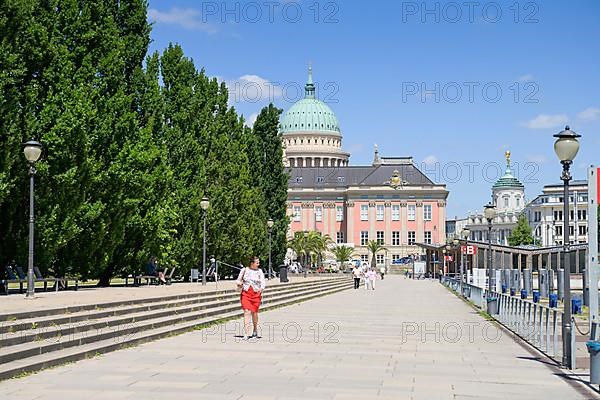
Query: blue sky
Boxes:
[{"xmin": 147, "ymin": 0, "xmax": 600, "ymax": 218}]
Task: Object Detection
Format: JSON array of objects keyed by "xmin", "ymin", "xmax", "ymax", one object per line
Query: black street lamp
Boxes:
[
  {"xmin": 267, "ymin": 218, "xmax": 274, "ymax": 280},
  {"xmin": 484, "ymin": 203, "xmax": 496, "ymax": 294},
  {"xmin": 23, "ymin": 140, "xmax": 43, "ymax": 298},
  {"xmin": 200, "ymin": 197, "xmax": 210, "ymax": 285},
  {"xmin": 553, "ymin": 125, "xmax": 581, "ymax": 369}
]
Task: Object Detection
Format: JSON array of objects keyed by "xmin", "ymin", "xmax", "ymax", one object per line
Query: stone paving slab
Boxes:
[{"xmin": 0, "ymin": 277, "xmax": 596, "ymax": 399}]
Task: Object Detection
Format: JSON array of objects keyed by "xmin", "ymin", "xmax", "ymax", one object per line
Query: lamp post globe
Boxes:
[
  {"xmin": 200, "ymin": 197, "xmax": 210, "ymax": 211},
  {"xmin": 200, "ymin": 197, "xmax": 210, "ymax": 285},
  {"xmin": 23, "ymin": 140, "xmax": 43, "ymax": 163},
  {"xmin": 22, "ymin": 140, "xmax": 43, "ymax": 298},
  {"xmin": 553, "ymin": 126, "xmax": 581, "ymax": 163},
  {"xmin": 553, "ymin": 125, "xmax": 581, "ymax": 369}
]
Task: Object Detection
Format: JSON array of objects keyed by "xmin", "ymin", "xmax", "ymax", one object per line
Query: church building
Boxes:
[{"xmin": 283, "ymin": 66, "xmax": 449, "ymax": 265}]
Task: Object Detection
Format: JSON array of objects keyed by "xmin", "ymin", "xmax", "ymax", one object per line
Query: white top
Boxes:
[
  {"xmin": 352, "ymin": 268, "xmax": 362, "ymax": 278},
  {"xmin": 366, "ymin": 270, "xmax": 377, "ymax": 280},
  {"xmin": 236, "ymin": 267, "xmax": 266, "ymax": 292}
]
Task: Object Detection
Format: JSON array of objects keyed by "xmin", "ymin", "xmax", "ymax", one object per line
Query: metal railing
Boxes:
[{"xmin": 441, "ymin": 276, "xmax": 574, "ymax": 367}]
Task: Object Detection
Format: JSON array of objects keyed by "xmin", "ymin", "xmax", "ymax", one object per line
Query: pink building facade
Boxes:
[{"xmin": 285, "ymin": 156, "xmax": 448, "ymax": 265}]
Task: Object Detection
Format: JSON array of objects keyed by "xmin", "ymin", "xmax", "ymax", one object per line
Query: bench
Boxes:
[
  {"xmin": 34, "ymin": 267, "xmax": 78, "ymax": 292},
  {"xmin": 1, "ymin": 265, "xmax": 78, "ymax": 295}
]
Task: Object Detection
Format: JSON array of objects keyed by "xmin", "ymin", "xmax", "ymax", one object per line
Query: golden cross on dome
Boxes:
[{"xmin": 505, "ymin": 150, "xmax": 511, "ymax": 165}]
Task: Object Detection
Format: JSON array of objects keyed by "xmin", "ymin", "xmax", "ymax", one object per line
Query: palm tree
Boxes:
[
  {"xmin": 367, "ymin": 240, "xmax": 387, "ymax": 269},
  {"xmin": 331, "ymin": 245, "xmax": 355, "ymax": 271},
  {"xmin": 305, "ymin": 231, "xmax": 332, "ymax": 269},
  {"xmin": 287, "ymin": 231, "xmax": 333, "ymax": 270},
  {"xmin": 287, "ymin": 232, "xmax": 308, "ymax": 267}
]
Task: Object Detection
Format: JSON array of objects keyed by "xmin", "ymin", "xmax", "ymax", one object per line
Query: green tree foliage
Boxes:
[
  {"xmin": 0, "ymin": 2, "xmax": 290, "ymax": 283},
  {"xmin": 287, "ymin": 231, "xmax": 332, "ymax": 268},
  {"xmin": 508, "ymin": 215, "xmax": 534, "ymax": 246},
  {"xmin": 367, "ymin": 240, "xmax": 386, "ymax": 268},
  {"xmin": 251, "ymin": 104, "xmax": 289, "ymax": 267},
  {"xmin": 331, "ymin": 245, "xmax": 355, "ymax": 270}
]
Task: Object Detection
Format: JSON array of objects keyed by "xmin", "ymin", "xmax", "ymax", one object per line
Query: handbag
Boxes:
[{"xmin": 236, "ymin": 267, "xmax": 246, "ymax": 293}]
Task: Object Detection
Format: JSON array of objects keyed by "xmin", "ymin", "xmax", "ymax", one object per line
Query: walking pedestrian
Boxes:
[
  {"xmin": 366, "ymin": 267, "xmax": 377, "ymax": 290},
  {"xmin": 236, "ymin": 256, "xmax": 266, "ymax": 340},
  {"xmin": 352, "ymin": 265, "xmax": 362, "ymax": 289},
  {"xmin": 379, "ymin": 266, "xmax": 385, "ymax": 280}
]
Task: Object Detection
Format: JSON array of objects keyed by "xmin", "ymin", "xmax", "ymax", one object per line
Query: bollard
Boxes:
[
  {"xmin": 487, "ymin": 296, "xmax": 499, "ymax": 315},
  {"xmin": 523, "ymin": 269, "xmax": 532, "ymax": 295},
  {"xmin": 511, "ymin": 269, "xmax": 521, "ymax": 291},
  {"xmin": 510, "ymin": 287, "xmax": 516, "ymax": 297},
  {"xmin": 538, "ymin": 269, "xmax": 549, "ymax": 299},
  {"xmin": 557, "ymin": 269, "xmax": 564, "ymax": 301},
  {"xmin": 549, "ymin": 293, "xmax": 558, "ymax": 308},
  {"xmin": 521, "ymin": 289, "xmax": 528, "ymax": 299},
  {"xmin": 587, "ymin": 341, "xmax": 600, "ymax": 384},
  {"xmin": 501, "ymin": 284, "xmax": 507, "ymax": 294},
  {"xmin": 533, "ymin": 290, "xmax": 540, "ymax": 303},
  {"xmin": 572, "ymin": 297, "xmax": 583, "ymax": 315},
  {"xmin": 503, "ymin": 269, "xmax": 511, "ymax": 291}
]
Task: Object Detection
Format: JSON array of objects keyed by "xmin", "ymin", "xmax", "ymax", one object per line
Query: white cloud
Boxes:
[
  {"xmin": 148, "ymin": 8, "xmax": 217, "ymax": 33},
  {"xmin": 244, "ymin": 113, "xmax": 259, "ymax": 128},
  {"xmin": 523, "ymin": 114, "xmax": 569, "ymax": 130},
  {"xmin": 422, "ymin": 155, "xmax": 438, "ymax": 166},
  {"xmin": 225, "ymin": 75, "xmax": 283, "ymax": 104},
  {"xmin": 518, "ymin": 74, "xmax": 534, "ymax": 82},
  {"xmin": 577, "ymin": 107, "xmax": 600, "ymax": 121}
]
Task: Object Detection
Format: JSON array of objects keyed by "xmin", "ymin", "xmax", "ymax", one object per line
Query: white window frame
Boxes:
[
  {"xmin": 360, "ymin": 254, "xmax": 369, "ymax": 262},
  {"xmin": 376, "ymin": 254, "xmax": 384, "ymax": 265},
  {"xmin": 336, "ymin": 231, "xmax": 344, "ymax": 244},
  {"xmin": 360, "ymin": 231, "xmax": 369, "ymax": 246},
  {"xmin": 392, "ymin": 231, "xmax": 400, "ymax": 246},
  {"xmin": 425, "ymin": 231, "xmax": 432, "ymax": 244},
  {"xmin": 408, "ymin": 231, "xmax": 416, "ymax": 245},
  {"xmin": 408, "ymin": 205, "xmax": 416, "ymax": 221},
  {"xmin": 336, "ymin": 206, "xmax": 344, "ymax": 221},
  {"xmin": 376, "ymin": 231, "xmax": 384, "ymax": 245},
  {"xmin": 392, "ymin": 205, "xmax": 400, "ymax": 221},
  {"xmin": 293, "ymin": 206, "xmax": 301, "ymax": 222},
  {"xmin": 360, "ymin": 205, "xmax": 368, "ymax": 221},
  {"xmin": 423, "ymin": 205, "xmax": 432, "ymax": 221},
  {"xmin": 376, "ymin": 205, "xmax": 384, "ymax": 221},
  {"xmin": 315, "ymin": 206, "xmax": 322, "ymax": 222}
]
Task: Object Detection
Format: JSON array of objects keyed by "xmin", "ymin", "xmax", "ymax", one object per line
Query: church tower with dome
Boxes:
[
  {"xmin": 280, "ymin": 65, "xmax": 349, "ymax": 168},
  {"xmin": 283, "ymin": 64, "xmax": 449, "ymax": 271}
]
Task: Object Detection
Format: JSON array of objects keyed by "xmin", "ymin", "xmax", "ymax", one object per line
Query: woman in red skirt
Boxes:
[{"xmin": 236, "ymin": 256, "xmax": 266, "ymax": 340}]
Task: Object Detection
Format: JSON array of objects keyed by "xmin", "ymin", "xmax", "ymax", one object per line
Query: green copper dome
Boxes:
[
  {"xmin": 280, "ymin": 66, "xmax": 341, "ymax": 135},
  {"xmin": 493, "ymin": 151, "xmax": 524, "ymax": 189}
]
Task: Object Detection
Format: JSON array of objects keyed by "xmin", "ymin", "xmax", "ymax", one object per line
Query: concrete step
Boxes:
[
  {"xmin": 0, "ymin": 277, "xmax": 343, "ymax": 323},
  {"xmin": 0, "ymin": 279, "xmax": 352, "ymax": 380},
  {"xmin": 0, "ymin": 278, "xmax": 342, "ymax": 334},
  {"xmin": 0, "ymin": 279, "xmax": 345, "ymax": 348}
]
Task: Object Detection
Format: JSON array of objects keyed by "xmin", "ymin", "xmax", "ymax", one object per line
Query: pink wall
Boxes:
[{"xmin": 289, "ymin": 200, "xmax": 446, "ymax": 245}]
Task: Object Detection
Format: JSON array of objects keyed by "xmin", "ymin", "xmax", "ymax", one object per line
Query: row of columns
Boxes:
[
  {"xmin": 479, "ymin": 247, "xmax": 587, "ymax": 273},
  {"xmin": 288, "ymin": 157, "xmax": 348, "ymax": 168}
]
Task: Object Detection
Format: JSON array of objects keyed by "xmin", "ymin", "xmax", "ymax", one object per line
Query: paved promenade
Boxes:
[{"xmin": 0, "ymin": 276, "xmax": 595, "ymax": 399}]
